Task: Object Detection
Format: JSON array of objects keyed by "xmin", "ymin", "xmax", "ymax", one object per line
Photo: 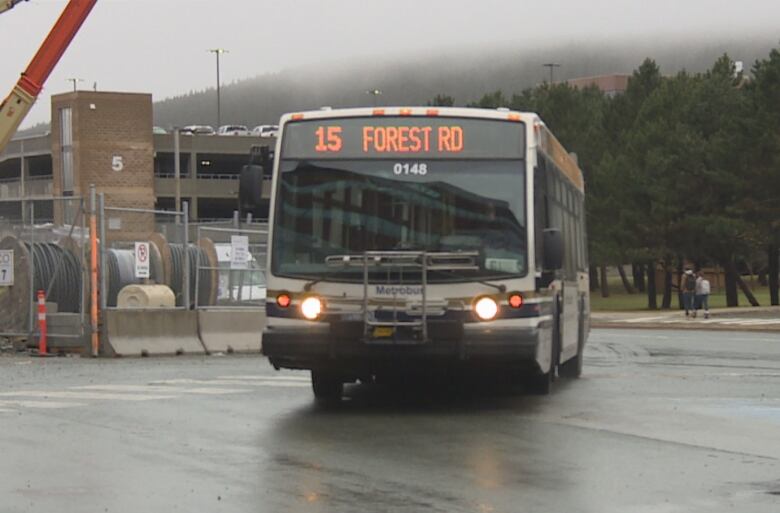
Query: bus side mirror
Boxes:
[
  {"xmin": 239, "ymin": 163, "xmax": 266, "ymax": 211},
  {"xmin": 239, "ymin": 145, "xmax": 274, "ymax": 217},
  {"xmin": 543, "ymin": 228, "xmax": 564, "ymax": 271}
]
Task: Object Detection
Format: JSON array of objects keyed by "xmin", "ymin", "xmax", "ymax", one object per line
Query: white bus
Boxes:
[{"xmin": 262, "ymin": 107, "xmax": 589, "ymax": 401}]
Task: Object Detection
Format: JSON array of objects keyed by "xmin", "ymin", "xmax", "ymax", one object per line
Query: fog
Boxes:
[{"xmin": 2, "ymin": 0, "xmax": 779, "ymax": 128}]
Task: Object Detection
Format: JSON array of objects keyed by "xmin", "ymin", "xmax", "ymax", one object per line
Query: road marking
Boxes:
[
  {"xmin": 0, "ymin": 399, "xmax": 85, "ymax": 410},
  {"xmin": 0, "ymin": 391, "xmax": 178, "ymax": 401},
  {"xmin": 218, "ymin": 374, "xmax": 310, "ymax": 382},
  {"xmin": 149, "ymin": 378, "xmax": 308, "ymax": 388},
  {"xmin": 616, "ymin": 316, "xmax": 670, "ymax": 323},
  {"xmin": 74, "ymin": 385, "xmax": 251, "ymax": 395},
  {"xmin": 252, "ymin": 381, "xmax": 310, "ymax": 388},
  {"xmin": 0, "ymin": 374, "xmax": 312, "ymax": 414}
]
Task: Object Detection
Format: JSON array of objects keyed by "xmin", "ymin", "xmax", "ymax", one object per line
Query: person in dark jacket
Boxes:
[{"xmin": 682, "ymin": 269, "xmax": 696, "ymax": 317}]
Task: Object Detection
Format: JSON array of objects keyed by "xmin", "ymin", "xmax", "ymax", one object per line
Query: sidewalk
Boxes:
[{"xmin": 591, "ymin": 306, "xmax": 780, "ymax": 332}]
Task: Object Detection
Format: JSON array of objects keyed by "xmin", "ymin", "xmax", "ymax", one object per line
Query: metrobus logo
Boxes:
[{"xmin": 375, "ymin": 285, "xmax": 423, "ymax": 296}]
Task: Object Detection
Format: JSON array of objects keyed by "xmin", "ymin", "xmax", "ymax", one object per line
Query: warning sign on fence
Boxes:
[
  {"xmin": 0, "ymin": 250, "xmax": 13, "ymax": 286},
  {"xmin": 230, "ymin": 235, "xmax": 250, "ymax": 270},
  {"xmin": 134, "ymin": 242, "xmax": 150, "ymax": 279}
]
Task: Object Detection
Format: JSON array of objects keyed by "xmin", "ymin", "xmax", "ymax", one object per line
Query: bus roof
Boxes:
[{"xmin": 279, "ymin": 106, "xmax": 532, "ymax": 123}]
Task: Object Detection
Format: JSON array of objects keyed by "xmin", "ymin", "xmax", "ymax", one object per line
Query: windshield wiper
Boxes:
[
  {"xmin": 303, "ymin": 278, "xmax": 324, "ymax": 291},
  {"xmin": 426, "ymin": 268, "xmax": 507, "ymax": 292},
  {"xmin": 477, "ymin": 280, "xmax": 507, "ymax": 292}
]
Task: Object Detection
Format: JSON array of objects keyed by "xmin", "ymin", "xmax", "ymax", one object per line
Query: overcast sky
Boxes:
[{"xmin": 3, "ymin": 0, "xmax": 779, "ymax": 127}]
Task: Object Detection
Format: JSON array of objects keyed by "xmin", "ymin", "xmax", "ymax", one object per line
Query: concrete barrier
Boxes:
[
  {"xmin": 103, "ymin": 309, "xmax": 206, "ymax": 357},
  {"xmin": 47, "ymin": 313, "xmax": 88, "ymax": 353},
  {"xmin": 197, "ymin": 309, "xmax": 264, "ymax": 354}
]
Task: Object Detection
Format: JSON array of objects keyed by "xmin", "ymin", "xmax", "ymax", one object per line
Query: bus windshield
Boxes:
[
  {"xmin": 273, "ymin": 159, "xmax": 527, "ymax": 282},
  {"xmin": 272, "ymin": 116, "xmax": 526, "ymax": 283}
]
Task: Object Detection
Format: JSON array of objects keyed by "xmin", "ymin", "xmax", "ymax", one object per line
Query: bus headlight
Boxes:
[
  {"xmin": 474, "ymin": 296, "xmax": 498, "ymax": 321},
  {"xmin": 300, "ymin": 296, "xmax": 323, "ymax": 320}
]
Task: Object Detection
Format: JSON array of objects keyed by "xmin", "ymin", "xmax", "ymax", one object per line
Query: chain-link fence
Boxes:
[
  {"xmin": 99, "ymin": 195, "xmax": 189, "ymax": 309},
  {"xmin": 0, "ymin": 196, "xmax": 88, "ymax": 346},
  {"xmin": 194, "ymin": 223, "xmax": 268, "ymax": 309}
]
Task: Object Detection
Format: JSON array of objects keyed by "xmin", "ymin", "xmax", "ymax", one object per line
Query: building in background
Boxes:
[{"xmin": 0, "ymin": 91, "xmax": 274, "ymax": 225}]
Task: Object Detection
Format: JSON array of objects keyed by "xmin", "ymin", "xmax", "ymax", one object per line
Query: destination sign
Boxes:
[{"xmin": 282, "ymin": 116, "xmax": 525, "ymax": 160}]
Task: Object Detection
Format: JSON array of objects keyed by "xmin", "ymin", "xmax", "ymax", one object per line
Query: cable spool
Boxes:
[
  {"xmin": 103, "ymin": 245, "xmax": 164, "ymax": 307},
  {"xmin": 0, "ymin": 236, "xmax": 82, "ymax": 334},
  {"xmin": 198, "ymin": 238, "xmax": 218, "ymax": 307},
  {"xmin": 28, "ymin": 242, "xmax": 82, "ymax": 313},
  {"xmin": 143, "ymin": 234, "xmax": 217, "ymax": 308},
  {"xmin": 0, "ymin": 235, "xmax": 32, "ymax": 334},
  {"xmin": 167, "ymin": 240, "xmax": 217, "ymax": 307}
]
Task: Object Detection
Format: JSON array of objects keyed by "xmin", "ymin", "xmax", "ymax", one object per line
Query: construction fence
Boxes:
[
  {"xmin": 0, "ymin": 196, "xmax": 88, "ymax": 350},
  {"xmin": 0, "ymin": 185, "xmax": 268, "ymax": 355}
]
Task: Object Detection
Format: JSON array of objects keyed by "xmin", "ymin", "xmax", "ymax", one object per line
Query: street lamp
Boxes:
[
  {"xmin": 542, "ymin": 63, "xmax": 561, "ymax": 84},
  {"xmin": 366, "ymin": 89, "xmax": 382, "ymax": 107},
  {"xmin": 208, "ymin": 48, "xmax": 229, "ymax": 127},
  {"xmin": 66, "ymin": 78, "xmax": 84, "ymax": 91}
]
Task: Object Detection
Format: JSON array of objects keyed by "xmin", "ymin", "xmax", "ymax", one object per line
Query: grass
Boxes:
[{"xmin": 590, "ymin": 277, "xmax": 774, "ymax": 312}]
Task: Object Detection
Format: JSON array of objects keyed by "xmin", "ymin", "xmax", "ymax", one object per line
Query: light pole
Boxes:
[
  {"xmin": 367, "ymin": 89, "xmax": 382, "ymax": 107},
  {"xmin": 66, "ymin": 78, "xmax": 83, "ymax": 91},
  {"xmin": 542, "ymin": 63, "xmax": 561, "ymax": 84},
  {"xmin": 208, "ymin": 48, "xmax": 229, "ymax": 127}
]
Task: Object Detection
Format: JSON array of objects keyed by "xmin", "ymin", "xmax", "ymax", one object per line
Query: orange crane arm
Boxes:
[
  {"xmin": 0, "ymin": 1, "xmax": 28, "ymax": 15},
  {"xmin": 0, "ymin": 0, "xmax": 97, "ymax": 152}
]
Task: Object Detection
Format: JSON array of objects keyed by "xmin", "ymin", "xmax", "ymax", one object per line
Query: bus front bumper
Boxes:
[{"xmin": 262, "ymin": 323, "xmax": 544, "ymax": 372}]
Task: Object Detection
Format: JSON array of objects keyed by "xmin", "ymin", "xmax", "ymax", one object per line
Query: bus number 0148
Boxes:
[{"xmin": 393, "ymin": 163, "xmax": 428, "ymax": 176}]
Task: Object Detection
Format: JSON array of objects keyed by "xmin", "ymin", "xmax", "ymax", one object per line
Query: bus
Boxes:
[{"xmin": 262, "ymin": 107, "xmax": 589, "ymax": 401}]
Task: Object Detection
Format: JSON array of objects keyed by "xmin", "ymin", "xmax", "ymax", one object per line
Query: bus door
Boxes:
[{"xmin": 560, "ymin": 186, "xmax": 580, "ymax": 361}]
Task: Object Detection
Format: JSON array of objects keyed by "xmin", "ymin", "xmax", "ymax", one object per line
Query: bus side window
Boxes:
[{"xmin": 534, "ymin": 156, "xmax": 548, "ymax": 271}]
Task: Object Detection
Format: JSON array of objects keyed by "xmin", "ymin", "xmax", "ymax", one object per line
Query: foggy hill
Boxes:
[
  {"xmin": 152, "ymin": 35, "xmax": 778, "ymax": 128},
  {"xmin": 17, "ymin": 35, "xmax": 779, "ymax": 136}
]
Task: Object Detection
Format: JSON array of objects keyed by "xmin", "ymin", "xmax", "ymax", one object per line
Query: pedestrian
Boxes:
[
  {"xmin": 696, "ymin": 271, "xmax": 711, "ymax": 319},
  {"xmin": 693, "ymin": 272, "xmax": 703, "ymax": 318},
  {"xmin": 682, "ymin": 269, "xmax": 696, "ymax": 317}
]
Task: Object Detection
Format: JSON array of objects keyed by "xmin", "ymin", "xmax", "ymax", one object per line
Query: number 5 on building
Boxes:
[{"xmin": 112, "ymin": 155, "xmax": 124, "ymax": 172}]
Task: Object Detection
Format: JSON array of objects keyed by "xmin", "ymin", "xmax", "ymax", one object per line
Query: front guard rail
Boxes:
[{"xmin": 325, "ymin": 251, "xmax": 479, "ymax": 342}]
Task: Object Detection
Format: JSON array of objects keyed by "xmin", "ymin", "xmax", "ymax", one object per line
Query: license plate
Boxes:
[{"xmin": 372, "ymin": 327, "xmax": 394, "ymax": 338}]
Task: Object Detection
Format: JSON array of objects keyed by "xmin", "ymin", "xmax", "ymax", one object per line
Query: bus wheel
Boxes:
[{"xmin": 311, "ymin": 370, "xmax": 343, "ymax": 403}]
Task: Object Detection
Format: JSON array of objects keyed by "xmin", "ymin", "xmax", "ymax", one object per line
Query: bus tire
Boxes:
[
  {"xmin": 527, "ymin": 296, "xmax": 560, "ymax": 395},
  {"xmin": 559, "ymin": 298, "xmax": 585, "ymax": 379},
  {"xmin": 311, "ymin": 370, "xmax": 343, "ymax": 403}
]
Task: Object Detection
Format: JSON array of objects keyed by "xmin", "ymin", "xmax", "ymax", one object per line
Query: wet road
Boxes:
[{"xmin": 1, "ymin": 329, "xmax": 779, "ymax": 512}]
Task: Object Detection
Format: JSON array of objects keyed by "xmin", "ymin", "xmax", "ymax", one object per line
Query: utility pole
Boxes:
[
  {"xmin": 174, "ymin": 127, "xmax": 181, "ymax": 221},
  {"xmin": 208, "ymin": 48, "xmax": 228, "ymax": 128},
  {"xmin": 542, "ymin": 63, "xmax": 561, "ymax": 84}
]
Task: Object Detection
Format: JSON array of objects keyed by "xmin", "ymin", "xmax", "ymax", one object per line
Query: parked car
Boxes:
[
  {"xmin": 251, "ymin": 124, "xmax": 279, "ymax": 138},
  {"xmin": 217, "ymin": 125, "xmax": 251, "ymax": 136},
  {"xmin": 181, "ymin": 125, "xmax": 216, "ymax": 135},
  {"xmin": 152, "ymin": 126, "xmax": 167, "ymax": 134}
]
